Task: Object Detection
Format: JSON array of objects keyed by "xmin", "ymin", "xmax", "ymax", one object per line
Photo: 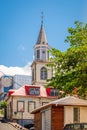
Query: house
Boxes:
[
  {"xmin": 31, "ymin": 96, "xmax": 87, "ymax": 130},
  {"xmin": 6, "ymin": 85, "xmax": 58, "ymax": 126}
]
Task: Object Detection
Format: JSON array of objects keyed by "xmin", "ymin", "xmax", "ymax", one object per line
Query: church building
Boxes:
[{"xmin": 31, "ymin": 20, "xmax": 53, "ymax": 86}]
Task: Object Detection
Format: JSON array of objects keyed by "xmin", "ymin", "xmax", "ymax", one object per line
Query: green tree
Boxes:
[
  {"xmin": 0, "ymin": 100, "xmax": 7, "ymax": 109},
  {"xmin": 0, "ymin": 101, "xmax": 7, "ymax": 118},
  {"xmin": 47, "ymin": 21, "xmax": 87, "ymax": 98}
]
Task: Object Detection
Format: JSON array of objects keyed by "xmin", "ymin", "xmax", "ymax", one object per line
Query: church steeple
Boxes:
[
  {"xmin": 36, "ymin": 24, "xmax": 48, "ymax": 45},
  {"xmin": 34, "ymin": 15, "xmax": 50, "ymax": 62},
  {"xmin": 36, "ymin": 12, "xmax": 48, "ymax": 45},
  {"xmin": 31, "ymin": 14, "xmax": 52, "ymax": 85}
]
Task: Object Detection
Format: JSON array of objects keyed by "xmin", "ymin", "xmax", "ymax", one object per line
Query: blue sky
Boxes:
[{"xmin": 0, "ymin": 0, "xmax": 87, "ymax": 67}]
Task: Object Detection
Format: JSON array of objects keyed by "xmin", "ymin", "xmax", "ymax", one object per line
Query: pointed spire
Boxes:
[{"xmin": 36, "ymin": 12, "xmax": 48, "ymax": 45}]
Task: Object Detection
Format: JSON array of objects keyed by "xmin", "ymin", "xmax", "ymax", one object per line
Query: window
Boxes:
[
  {"xmin": 50, "ymin": 89, "xmax": 58, "ymax": 96},
  {"xmin": 32, "ymin": 69, "xmax": 34, "ymax": 81},
  {"xmin": 46, "ymin": 88, "xmax": 58, "ymax": 96},
  {"xmin": 37, "ymin": 50, "xmax": 40, "ymax": 59},
  {"xmin": 29, "ymin": 87, "xmax": 40, "ymax": 95},
  {"xmin": 28, "ymin": 101, "xmax": 35, "ymax": 112},
  {"xmin": 42, "ymin": 102, "xmax": 49, "ymax": 106},
  {"xmin": 73, "ymin": 107, "xmax": 80, "ymax": 122},
  {"xmin": 17, "ymin": 101, "xmax": 25, "ymax": 112},
  {"xmin": 47, "ymin": 51, "xmax": 49, "ymax": 59},
  {"xmin": 42, "ymin": 49, "xmax": 46, "ymax": 61},
  {"xmin": 40, "ymin": 67, "xmax": 47, "ymax": 80}
]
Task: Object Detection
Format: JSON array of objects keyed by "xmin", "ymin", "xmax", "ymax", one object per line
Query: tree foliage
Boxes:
[
  {"xmin": 0, "ymin": 100, "xmax": 7, "ymax": 118},
  {"xmin": 0, "ymin": 100, "xmax": 7, "ymax": 109},
  {"xmin": 47, "ymin": 21, "xmax": 87, "ymax": 98}
]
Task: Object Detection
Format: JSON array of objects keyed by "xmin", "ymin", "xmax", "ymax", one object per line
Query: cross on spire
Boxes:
[{"xmin": 41, "ymin": 12, "xmax": 44, "ymax": 25}]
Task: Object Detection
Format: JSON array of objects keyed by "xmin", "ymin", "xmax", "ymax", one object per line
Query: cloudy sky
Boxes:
[
  {"xmin": 0, "ymin": 0, "xmax": 87, "ymax": 75},
  {"xmin": 0, "ymin": 63, "xmax": 31, "ymax": 76}
]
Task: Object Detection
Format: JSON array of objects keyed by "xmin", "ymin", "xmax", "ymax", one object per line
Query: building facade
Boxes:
[{"xmin": 6, "ymin": 85, "xmax": 58, "ymax": 126}]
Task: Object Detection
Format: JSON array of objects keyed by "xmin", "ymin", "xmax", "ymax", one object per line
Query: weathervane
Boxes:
[{"xmin": 41, "ymin": 12, "xmax": 44, "ymax": 25}]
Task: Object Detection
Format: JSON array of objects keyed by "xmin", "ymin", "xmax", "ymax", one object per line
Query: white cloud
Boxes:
[{"xmin": 0, "ymin": 62, "xmax": 32, "ymax": 77}]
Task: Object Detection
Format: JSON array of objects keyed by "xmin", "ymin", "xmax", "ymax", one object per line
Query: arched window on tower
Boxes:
[{"xmin": 40, "ymin": 67, "xmax": 47, "ymax": 80}]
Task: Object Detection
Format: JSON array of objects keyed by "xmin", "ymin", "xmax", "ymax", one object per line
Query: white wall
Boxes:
[
  {"xmin": 64, "ymin": 106, "xmax": 73, "ymax": 125},
  {"xmin": 64, "ymin": 106, "xmax": 87, "ymax": 125},
  {"xmin": 80, "ymin": 107, "xmax": 87, "ymax": 122}
]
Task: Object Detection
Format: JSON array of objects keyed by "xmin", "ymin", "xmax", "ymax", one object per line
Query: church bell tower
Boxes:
[{"xmin": 31, "ymin": 14, "xmax": 53, "ymax": 85}]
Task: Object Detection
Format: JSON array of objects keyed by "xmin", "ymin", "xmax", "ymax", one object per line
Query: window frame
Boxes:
[
  {"xmin": 37, "ymin": 50, "xmax": 40, "ymax": 59},
  {"xmin": 42, "ymin": 102, "xmax": 49, "ymax": 106},
  {"xmin": 17, "ymin": 101, "xmax": 25, "ymax": 112},
  {"xmin": 40, "ymin": 67, "xmax": 47, "ymax": 80},
  {"xmin": 73, "ymin": 107, "xmax": 80, "ymax": 122},
  {"xmin": 29, "ymin": 87, "xmax": 40, "ymax": 96},
  {"xmin": 28, "ymin": 101, "xmax": 36, "ymax": 112},
  {"xmin": 50, "ymin": 88, "xmax": 58, "ymax": 96}
]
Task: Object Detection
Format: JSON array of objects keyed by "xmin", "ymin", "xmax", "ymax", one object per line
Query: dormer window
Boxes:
[
  {"xmin": 46, "ymin": 88, "xmax": 58, "ymax": 96},
  {"xmin": 25, "ymin": 86, "xmax": 40, "ymax": 96},
  {"xmin": 29, "ymin": 87, "xmax": 40, "ymax": 95},
  {"xmin": 50, "ymin": 89, "xmax": 58, "ymax": 96}
]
